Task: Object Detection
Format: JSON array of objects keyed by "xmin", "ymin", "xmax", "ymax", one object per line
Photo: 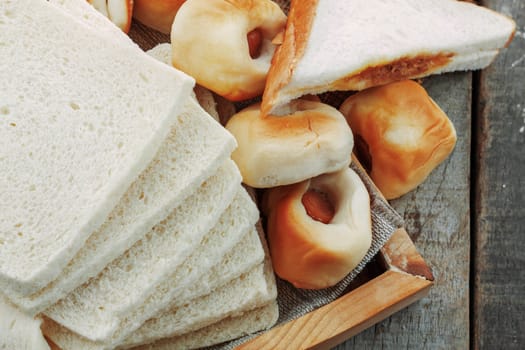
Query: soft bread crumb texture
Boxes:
[
  {"xmin": 44, "ymin": 162, "xmax": 241, "ymax": 342},
  {"xmin": 0, "ymin": 298, "xmax": 50, "ymax": 350},
  {"xmin": 3, "ymin": 0, "xmax": 232, "ymax": 317},
  {"xmin": 9, "ymin": 100, "xmax": 236, "ymax": 316},
  {"xmin": 43, "ymin": 302, "xmax": 279, "ymax": 350},
  {"xmin": 0, "ymin": 0, "xmax": 193, "ymax": 295},
  {"xmin": 140, "ymin": 301, "xmax": 279, "ymax": 350},
  {"xmin": 122, "ymin": 232, "xmax": 274, "ymax": 348},
  {"xmin": 44, "ymin": 189, "xmax": 264, "ymax": 349},
  {"xmin": 108, "ymin": 189, "xmax": 262, "ymax": 347}
]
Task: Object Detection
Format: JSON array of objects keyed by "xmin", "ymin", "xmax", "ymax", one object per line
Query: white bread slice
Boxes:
[
  {"xmin": 146, "ymin": 43, "xmax": 173, "ymax": 67},
  {"xmin": 102, "ymin": 190, "xmax": 262, "ymax": 348},
  {"xmin": 0, "ymin": 298, "xmax": 50, "ymax": 350},
  {"xmin": 7, "ymin": 99, "xmax": 235, "ymax": 316},
  {"xmin": 146, "ymin": 43, "xmax": 222, "ymax": 123},
  {"xmin": 121, "ymin": 251, "xmax": 277, "ymax": 348},
  {"xmin": 44, "ymin": 160, "xmax": 242, "ymax": 341},
  {"xmin": 134, "ymin": 302, "xmax": 279, "ymax": 350},
  {"xmin": 49, "ymin": 0, "xmax": 132, "ymax": 42},
  {"xmin": 159, "ymin": 222, "xmax": 266, "ymax": 314},
  {"xmin": 42, "ymin": 302, "xmax": 279, "ymax": 350},
  {"xmin": 43, "ymin": 227, "xmax": 266, "ymax": 350},
  {"xmin": 0, "ymin": 0, "xmax": 194, "ymax": 296},
  {"xmin": 261, "ymin": 0, "xmax": 516, "ymax": 115},
  {"xmin": 54, "ymin": 2, "xmax": 224, "ymax": 126}
]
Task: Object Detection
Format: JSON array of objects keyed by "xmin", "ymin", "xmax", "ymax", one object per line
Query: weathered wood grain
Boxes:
[
  {"xmin": 337, "ymin": 72, "xmax": 473, "ymax": 349},
  {"xmin": 473, "ymin": 1, "xmax": 525, "ymax": 349}
]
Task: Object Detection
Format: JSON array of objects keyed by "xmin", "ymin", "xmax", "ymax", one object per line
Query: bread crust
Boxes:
[{"xmin": 261, "ymin": 0, "xmax": 318, "ymax": 116}]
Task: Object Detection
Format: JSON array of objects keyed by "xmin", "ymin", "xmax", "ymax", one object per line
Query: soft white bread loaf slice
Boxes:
[
  {"xmin": 146, "ymin": 43, "xmax": 173, "ymax": 67},
  {"xmin": 121, "ymin": 250, "xmax": 277, "ymax": 348},
  {"xmin": 0, "ymin": 299, "xmax": 50, "ymax": 350},
  {"xmin": 0, "ymin": 0, "xmax": 194, "ymax": 296},
  {"xmin": 156, "ymin": 222, "xmax": 267, "ymax": 316},
  {"xmin": 49, "ymin": 0, "xmax": 132, "ymax": 42},
  {"xmin": 43, "ymin": 227, "xmax": 266, "ymax": 350},
  {"xmin": 43, "ymin": 301, "xmax": 279, "ymax": 350},
  {"xmin": 133, "ymin": 302, "xmax": 279, "ymax": 350},
  {"xmin": 6, "ymin": 99, "xmax": 234, "ymax": 315},
  {"xmin": 44, "ymin": 160, "xmax": 242, "ymax": 342},
  {"xmin": 55, "ymin": 2, "xmax": 226, "ymax": 127},
  {"xmin": 261, "ymin": 0, "xmax": 516, "ymax": 115},
  {"xmin": 146, "ymin": 43, "xmax": 222, "ymax": 123},
  {"xmin": 7, "ymin": 98, "xmax": 236, "ymax": 316},
  {"xmin": 94, "ymin": 190, "xmax": 262, "ymax": 348}
]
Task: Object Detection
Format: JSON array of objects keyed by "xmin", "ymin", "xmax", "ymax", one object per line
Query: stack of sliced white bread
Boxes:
[{"xmin": 0, "ymin": 0, "xmax": 278, "ymax": 349}]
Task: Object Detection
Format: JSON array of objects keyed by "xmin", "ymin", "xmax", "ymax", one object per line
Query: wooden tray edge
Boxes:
[{"xmin": 237, "ymin": 228, "xmax": 433, "ymax": 350}]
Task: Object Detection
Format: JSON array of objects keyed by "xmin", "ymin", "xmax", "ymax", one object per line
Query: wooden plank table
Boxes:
[
  {"xmin": 127, "ymin": 1, "xmax": 522, "ymax": 348},
  {"xmin": 337, "ymin": 0, "xmax": 525, "ymax": 349}
]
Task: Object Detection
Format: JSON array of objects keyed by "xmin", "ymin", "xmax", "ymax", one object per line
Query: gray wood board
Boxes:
[
  {"xmin": 337, "ymin": 72, "xmax": 472, "ymax": 349},
  {"xmin": 473, "ymin": 0, "xmax": 525, "ymax": 349}
]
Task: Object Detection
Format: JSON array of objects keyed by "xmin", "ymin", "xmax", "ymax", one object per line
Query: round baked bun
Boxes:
[
  {"xmin": 263, "ymin": 168, "xmax": 372, "ymax": 289},
  {"xmin": 170, "ymin": 0, "xmax": 286, "ymax": 101},
  {"xmin": 89, "ymin": 0, "xmax": 133, "ymax": 33},
  {"xmin": 339, "ymin": 80, "xmax": 457, "ymax": 200},
  {"xmin": 133, "ymin": 0, "xmax": 186, "ymax": 34},
  {"xmin": 225, "ymin": 99, "xmax": 354, "ymax": 188}
]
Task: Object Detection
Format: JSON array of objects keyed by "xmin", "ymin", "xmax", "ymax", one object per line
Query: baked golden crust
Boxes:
[
  {"xmin": 225, "ymin": 100, "xmax": 353, "ymax": 188},
  {"xmin": 123, "ymin": 0, "xmax": 133, "ymax": 33},
  {"xmin": 260, "ymin": 0, "xmax": 318, "ymax": 116},
  {"xmin": 340, "ymin": 80, "xmax": 457, "ymax": 199},
  {"xmin": 170, "ymin": 0, "xmax": 286, "ymax": 101},
  {"xmin": 263, "ymin": 168, "xmax": 372, "ymax": 289},
  {"xmin": 133, "ymin": 0, "xmax": 186, "ymax": 33}
]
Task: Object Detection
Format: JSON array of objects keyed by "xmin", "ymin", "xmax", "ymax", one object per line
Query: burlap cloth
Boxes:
[{"xmin": 209, "ymin": 1, "xmax": 405, "ymax": 347}]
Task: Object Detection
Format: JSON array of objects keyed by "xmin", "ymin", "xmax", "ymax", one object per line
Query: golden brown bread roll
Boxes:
[
  {"xmin": 225, "ymin": 99, "xmax": 354, "ymax": 188},
  {"xmin": 339, "ymin": 80, "xmax": 457, "ymax": 200},
  {"xmin": 133, "ymin": 0, "xmax": 186, "ymax": 34},
  {"xmin": 262, "ymin": 168, "xmax": 372, "ymax": 289},
  {"xmin": 88, "ymin": 0, "xmax": 133, "ymax": 33},
  {"xmin": 170, "ymin": 0, "xmax": 286, "ymax": 101}
]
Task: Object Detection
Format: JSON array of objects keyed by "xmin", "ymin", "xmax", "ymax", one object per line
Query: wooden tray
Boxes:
[{"xmin": 237, "ymin": 227, "xmax": 434, "ymax": 349}]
